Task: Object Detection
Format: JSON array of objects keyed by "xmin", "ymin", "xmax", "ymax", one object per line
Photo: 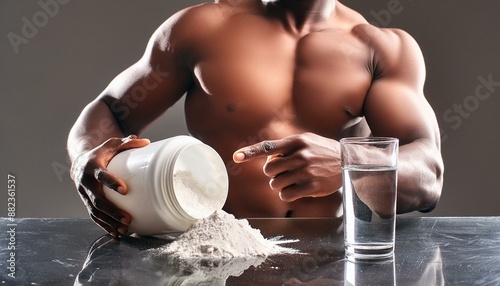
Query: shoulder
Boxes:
[
  {"xmin": 351, "ymin": 24, "xmax": 425, "ymax": 82},
  {"xmin": 355, "ymin": 25, "xmax": 422, "ymax": 59},
  {"xmin": 150, "ymin": 1, "xmax": 257, "ymax": 51},
  {"xmin": 150, "ymin": 3, "xmax": 226, "ymax": 52},
  {"xmin": 139, "ymin": 1, "xmax": 256, "ymax": 68},
  {"xmin": 334, "ymin": 3, "xmax": 424, "ymax": 74}
]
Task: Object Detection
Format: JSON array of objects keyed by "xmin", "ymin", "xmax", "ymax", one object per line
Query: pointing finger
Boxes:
[{"xmin": 233, "ymin": 139, "xmax": 291, "ymax": 163}]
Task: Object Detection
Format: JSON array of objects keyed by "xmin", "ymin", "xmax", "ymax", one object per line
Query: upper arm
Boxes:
[
  {"xmin": 362, "ymin": 27, "xmax": 440, "ymax": 147},
  {"xmin": 97, "ymin": 8, "xmax": 199, "ymax": 135}
]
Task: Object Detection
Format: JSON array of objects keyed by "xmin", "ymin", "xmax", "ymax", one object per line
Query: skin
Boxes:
[{"xmin": 68, "ymin": 0, "xmax": 444, "ymax": 237}]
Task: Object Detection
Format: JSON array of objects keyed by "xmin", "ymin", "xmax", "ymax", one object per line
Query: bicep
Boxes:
[
  {"xmin": 363, "ymin": 29, "xmax": 440, "ymax": 145},
  {"xmin": 98, "ymin": 27, "xmax": 193, "ymax": 135},
  {"xmin": 364, "ymin": 79, "xmax": 439, "ymax": 145}
]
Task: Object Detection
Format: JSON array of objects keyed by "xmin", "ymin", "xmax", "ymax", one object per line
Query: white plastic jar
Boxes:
[{"xmin": 103, "ymin": 135, "xmax": 229, "ymax": 235}]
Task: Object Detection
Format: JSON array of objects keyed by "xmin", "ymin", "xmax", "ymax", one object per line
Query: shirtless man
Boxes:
[{"xmin": 68, "ymin": 0, "xmax": 444, "ymax": 237}]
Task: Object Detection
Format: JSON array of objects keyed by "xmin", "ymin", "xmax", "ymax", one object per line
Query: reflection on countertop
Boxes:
[
  {"xmin": 74, "ymin": 218, "xmax": 440, "ymax": 286},
  {"xmin": 1, "ymin": 217, "xmax": 499, "ymax": 285}
]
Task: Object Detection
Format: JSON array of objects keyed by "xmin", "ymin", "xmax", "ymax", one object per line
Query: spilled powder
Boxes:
[
  {"xmin": 149, "ymin": 210, "xmax": 299, "ymax": 282},
  {"xmin": 165, "ymin": 210, "xmax": 298, "ymax": 259}
]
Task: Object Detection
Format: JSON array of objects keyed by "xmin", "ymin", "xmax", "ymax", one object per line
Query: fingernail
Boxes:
[
  {"xmin": 116, "ymin": 186, "xmax": 126, "ymax": 194},
  {"xmin": 122, "ymin": 135, "xmax": 135, "ymax": 143},
  {"xmin": 120, "ymin": 217, "xmax": 130, "ymax": 225},
  {"xmin": 110, "ymin": 231, "xmax": 118, "ymax": 238},
  {"xmin": 234, "ymin": 152, "xmax": 245, "ymax": 161},
  {"xmin": 118, "ymin": 227, "xmax": 127, "ymax": 236}
]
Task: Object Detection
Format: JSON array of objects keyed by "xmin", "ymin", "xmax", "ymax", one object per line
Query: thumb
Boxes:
[{"xmin": 116, "ymin": 135, "xmax": 150, "ymax": 151}]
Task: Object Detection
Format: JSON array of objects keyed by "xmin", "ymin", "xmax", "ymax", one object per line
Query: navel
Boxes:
[{"xmin": 226, "ymin": 103, "xmax": 237, "ymax": 112}]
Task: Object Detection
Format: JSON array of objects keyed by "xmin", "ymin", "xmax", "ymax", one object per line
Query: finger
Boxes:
[
  {"xmin": 233, "ymin": 138, "xmax": 293, "ymax": 163},
  {"xmin": 91, "ymin": 193, "xmax": 131, "ymax": 225},
  {"xmin": 269, "ymin": 169, "xmax": 305, "ymax": 191},
  {"xmin": 116, "ymin": 135, "xmax": 151, "ymax": 151},
  {"xmin": 90, "ymin": 201, "xmax": 130, "ymax": 237},
  {"xmin": 268, "ymin": 162, "xmax": 317, "ymax": 194},
  {"xmin": 279, "ymin": 183, "xmax": 313, "ymax": 202},
  {"xmin": 95, "ymin": 136, "xmax": 150, "ymax": 193},
  {"xmin": 94, "ymin": 168, "xmax": 128, "ymax": 195},
  {"xmin": 263, "ymin": 154, "xmax": 305, "ymax": 177},
  {"xmin": 78, "ymin": 186, "xmax": 130, "ymax": 236},
  {"xmin": 100, "ymin": 136, "xmax": 150, "ymax": 158},
  {"xmin": 78, "ymin": 180, "xmax": 131, "ymax": 225},
  {"xmin": 91, "ymin": 207, "xmax": 129, "ymax": 237},
  {"xmin": 90, "ymin": 213, "xmax": 121, "ymax": 238}
]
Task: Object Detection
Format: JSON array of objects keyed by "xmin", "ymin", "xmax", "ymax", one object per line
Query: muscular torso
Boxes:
[{"xmin": 179, "ymin": 2, "xmax": 373, "ymax": 218}]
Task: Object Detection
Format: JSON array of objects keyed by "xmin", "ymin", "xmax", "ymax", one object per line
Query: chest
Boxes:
[{"xmin": 189, "ymin": 18, "xmax": 373, "ymax": 134}]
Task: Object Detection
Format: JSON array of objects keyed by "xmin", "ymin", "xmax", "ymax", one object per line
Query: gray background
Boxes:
[{"xmin": 1, "ymin": 0, "xmax": 499, "ymax": 218}]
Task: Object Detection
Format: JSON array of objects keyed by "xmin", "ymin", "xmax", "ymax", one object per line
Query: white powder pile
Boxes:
[
  {"xmin": 150, "ymin": 210, "xmax": 298, "ymax": 281},
  {"xmin": 166, "ymin": 210, "xmax": 297, "ymax": 259}
]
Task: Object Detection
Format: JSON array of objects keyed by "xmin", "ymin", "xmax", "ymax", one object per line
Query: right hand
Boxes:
[{"xmin": 70, "ymin": 135, "xmax": 150, "ymax": 237}]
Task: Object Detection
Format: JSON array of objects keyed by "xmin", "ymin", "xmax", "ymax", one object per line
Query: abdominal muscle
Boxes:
[
  {"xmin": 189, "ymin": 120, "xmax": 345, "ymax": 219},
  {"xmin": 223, "ymin": 155, "xmax": 343, "ymax": 218}
]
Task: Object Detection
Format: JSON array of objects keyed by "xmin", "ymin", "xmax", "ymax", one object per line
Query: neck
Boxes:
[{"xmin": 263, "ymin": 0, "xmax": 336, "ymax": 33}]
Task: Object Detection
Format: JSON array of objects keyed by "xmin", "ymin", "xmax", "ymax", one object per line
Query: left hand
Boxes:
[{"xmin": 233, "ymin": 132, "xmax": 342, "ymax": 202}]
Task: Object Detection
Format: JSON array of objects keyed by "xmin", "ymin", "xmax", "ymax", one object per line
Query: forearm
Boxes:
[
  {"xmin": 396, "ymin": 139, "xmax": 444, "ymax": 213},
  {"xmin": 67, "ymin": 98, "xmax": 126, "ymax": 162}
]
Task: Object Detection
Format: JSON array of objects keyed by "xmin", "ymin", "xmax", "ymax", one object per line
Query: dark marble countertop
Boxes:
[{"xmin": 1, "ymin": 216, "xmax": 499, "ymax": 285}]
